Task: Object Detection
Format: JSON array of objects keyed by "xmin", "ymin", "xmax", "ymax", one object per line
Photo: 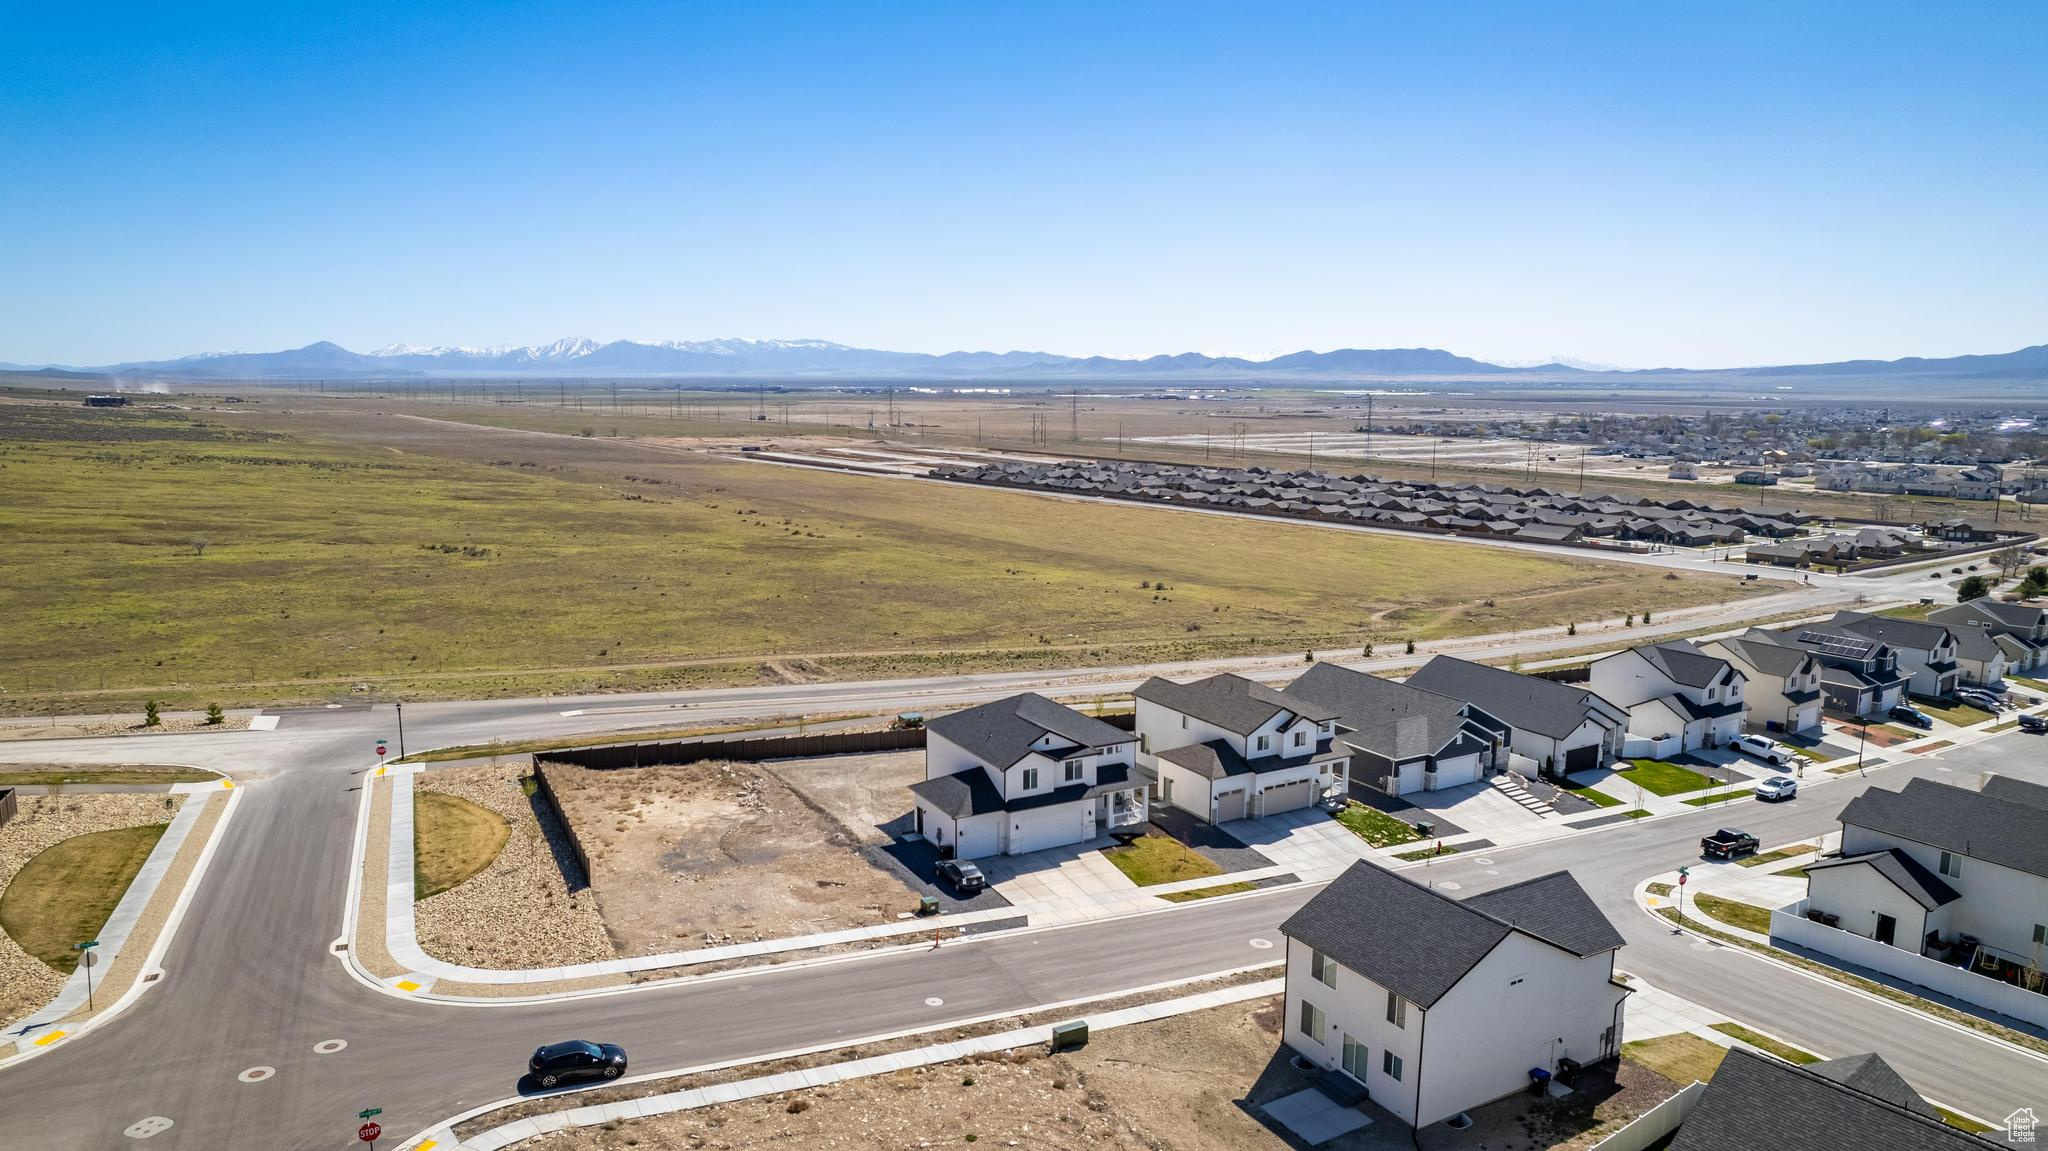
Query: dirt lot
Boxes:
[
  {"xmin": 765, "ymin": 750, "xmax": 923, "ymax": 844},
  {"xmin": 529, "ymin": 997, "xmax": 1681, "ymax": 1151},
  {"xmin": 541, "ymin": 760, "xmax": 923, "ymax": 955}
]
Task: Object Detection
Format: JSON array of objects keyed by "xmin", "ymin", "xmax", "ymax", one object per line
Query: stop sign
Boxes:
[{"xmin": 358, "ymin": 1121, "xmax": 381, "ymax": 1142}]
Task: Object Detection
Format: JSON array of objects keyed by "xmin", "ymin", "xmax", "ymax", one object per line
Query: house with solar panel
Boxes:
[
  {"xmin": 1279, "ymin": 861, "xmax": 1630, "ymax": 1129},
  {"xmin": 907, "ymin": 694, "xmax": 1145, "ymax": 859},
  {"xmin": 1723, "ymin": 624, "xmax": 1909, "ymax": 719}
]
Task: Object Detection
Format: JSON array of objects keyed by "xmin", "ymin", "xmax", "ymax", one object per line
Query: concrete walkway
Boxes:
[
  {"xmin": 420, "ymin": 978, "xmax": 1285, "ymax": 1151},
  {"xmin": 9, "ymin": 781, "xmax": 230, "ymax": 1037}
]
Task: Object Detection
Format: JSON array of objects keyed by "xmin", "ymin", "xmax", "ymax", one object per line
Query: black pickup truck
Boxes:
[{"xmin": 1701, "ymin": 828, "xmax": 1760, "ymax": 859}]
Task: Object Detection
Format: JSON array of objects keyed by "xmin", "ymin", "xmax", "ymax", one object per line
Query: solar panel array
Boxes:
[{"xmin": 1795, "ymin": 630, "xmax": 1876, "ymax": 660}]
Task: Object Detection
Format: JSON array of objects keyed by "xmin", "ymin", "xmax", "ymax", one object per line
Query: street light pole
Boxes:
[{"xmin": 395, "ymin": 701, "xmax": 406, "ymax": 760}]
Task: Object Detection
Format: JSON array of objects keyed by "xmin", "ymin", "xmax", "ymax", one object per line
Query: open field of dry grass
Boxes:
[{"xmin": 1, "ymin": 396, "xmax": 1754, "ymax": 713}]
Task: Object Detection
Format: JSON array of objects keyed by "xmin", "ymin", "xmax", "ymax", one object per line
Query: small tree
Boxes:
[
  {"xmin": 1567, "ymin": 622, "xmax": 1577, "ymax": 636},
  {"xmin": 1404, "ymin": 638, "xmax": 1415, "ymax": 655},
  {"xmin": 1958, "ymin": 575, "xmax": 1992, "ymax": 602},
  {"xmin": 1642, "ymin": 609, "xmax": 1653, "ymax": 625},
  {"xmin": 204, "ymin": 702, "xmax": 224, "ymax": 725},
  {"xmin": 144, "ymin": 699, "xmax": 162, "ymax": 727},
  {"xmin": 1626, "ymin": 613, "xmax": 1636, "ymax": 627},
  {"xmin": 1362, "ymin": 641, "xmax": 1374, "ymax": 658},
  {"xmin": 2022, "ymin": 566, "xmax": 2048, "ymax": 598},
  {"xmin": 190, "ymin": 537, "xmax": 212, "ymax": 557},
  {"xmin": 1304, "ymin": 650, "xmax": 1315, "ymax": 664}
]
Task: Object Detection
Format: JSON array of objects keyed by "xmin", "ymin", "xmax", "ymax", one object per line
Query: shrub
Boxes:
[
  {"xmin": 1404, "ymin": 639, "xmax": 1415, "ymax": 654},
  {"xmin": 204, "ymin": 702, "xmax": 225, "ymax": 725},
  {"xmin": 144, "ymin": 699, "xmax": 161, "ymax": 727},
  {"xmin": 1567, "ymin": 622, "xmax": 1577, "ymax": 636},
  {"xmin": 1958, "ymin": 575, "xmax": 1992, "ymax": 602}
]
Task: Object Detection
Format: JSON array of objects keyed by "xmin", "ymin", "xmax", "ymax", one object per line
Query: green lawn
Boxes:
[
  {"xmin": 1158, "ymin": 881, "xmax": 1257, "ymax": 903},
  {"xmin": 1691, "ymin": 893, "xmax": 1774, "ymax": 935},
  {"xmin": 1911, "ymin": 700, "xmax": 1996, "ymax": 727},
  {"xmin": 0, "ymin": 401, "xmax": 1748, "ymax": 714},
  {"xmin": 0, "ymin": 823, "xmax": 167, "ymax": 972},
  {"xmin": 1739, "ymin": 843, "xmax": 1816, "ymax": 868},
  {"xmin": 1681, "ymin": 788, "xmax": 1755, "ymax": 807},
  {"xmin": 1395, "ymin": 844, "xmax": 1462, "ymax": 861},
  {"xmin": 1774, "ymin": 865, "xmax": 1809, "ymax": 879},
  {"xmin": 1709, "ymin": 1023, "xmax": 1819, "ymax": 1064},
  {"xmin": 1102, "ymin": 834, "xmax": 1225, "ymax": 886},
  {"xmin": 1936, "ymin": 1107, "xmax": 1996, "ymax": 1135},
  {"xmin": 1622, "ymin": 1033, "xmax": 1728, "ymax": 1084},
  {"xmin": 1786, "ymin": 743, "xmax": 1840, "ymax": 763},
  {"xmin": 1624, "ymin": 808, "xmax": 1653, "ymax": 819},
  {"xmin": 0, "ymin": 767, "xmax": 217, "ymax": 786},
  {"xmin": 1619, "ymin": 759, "xmax": 1718, "ymax": 797},
  {"xmin": 1562, "ymin": 784, "xmax": 1623, "ymax": 808},
  {"xmin": 2014, "ymin": 676, "xmax": 2048, "ymax": 693},
  {"xmin": 1333, "ymin": 803, "xmax": 1424, "ymax": 848},
  {"xmin": 1646, "ymin": 882, "xmax": 1675, "ymax": 897},
  {"xmin": 413, "ymin": 791, "xmax": 511, "ymax": 899}
]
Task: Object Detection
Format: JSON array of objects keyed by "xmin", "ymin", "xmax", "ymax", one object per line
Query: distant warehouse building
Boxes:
[{"xmin": 83, "ymin": 394, "xmax": 130, "ymax": 407}]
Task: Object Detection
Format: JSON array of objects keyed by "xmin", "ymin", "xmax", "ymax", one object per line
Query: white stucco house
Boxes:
[
  {"xmin": 1701, "ymin": 635, "xmax": 1824, "ymax": 735},
  {"xmin": 1929, "ymin": 597, "xmax": 2048, "ymax": 675},
  {"xmin": 1284, "ymin": 662, "xmax": 1504, "ymax": 797},
  {"xmin": 1132, "ymin": 673, "xmax": 1351, "ymax": 823},
  {"xmin": 1588, "ymin": 640, "xmax": 1747, "ymax": 755},
  {"xmin": 1405, "ymin": 656, "xmax": 1627, "ymax": 779},
  {"xmin": 908, "ymin": 693, "xmax": 1145, "ymax": 859},
  {"xmin": 1280, "ymin": 862, "xmax": 1630, "ymax": 1129},
  {"xmin": 1803, "ymin": 775, "xmax": 2048, "ymax": 964}
]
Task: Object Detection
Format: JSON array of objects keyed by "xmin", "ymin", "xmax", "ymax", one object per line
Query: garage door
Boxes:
[
  {"xmin": 1428, "ymin": 753, "xmax": 1482, "ymax": 790},
  {"xmin": 1563, "ymin": 744, "xmax": 1601, "ymax": 774},
  {"xmin": 1007, "ymin": 805, "xmax": 1081, "ymax": 855},
  {"xmin": 1215, "ymin": 788, "xmax": 1247, "ymax": 823},
  {"xmin": 1261, "ymin": 779, "xmax": 1313, "ymax": 815}
]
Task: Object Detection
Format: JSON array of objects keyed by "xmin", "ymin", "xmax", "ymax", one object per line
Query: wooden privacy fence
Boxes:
[{"xmin": 0, "ymin": 787, "xmax": 15, "ymax": 829}]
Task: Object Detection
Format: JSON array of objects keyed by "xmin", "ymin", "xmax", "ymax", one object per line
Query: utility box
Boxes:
[
  {"xmin": 917, "ymin": 894, "xmax": 940, "ymax": 916},
  {"xmin": 1050, "ymin": 1021, "xmax": 1089, "ymax": 1052}
]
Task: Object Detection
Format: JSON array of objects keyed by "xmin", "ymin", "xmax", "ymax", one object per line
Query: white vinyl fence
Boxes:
[
  {"xmin": 1589, "ymin": 1081, "xmax": 1706, "ymax": 1151},
  {"xmin": 1771, "ymin": 901, "xmax": 2048, "ymax": 1030}
]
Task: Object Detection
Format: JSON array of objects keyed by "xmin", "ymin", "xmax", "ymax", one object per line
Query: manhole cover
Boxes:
[
  {"xmin": 1435, "ymin": 881, "xmax": 1462, "ymax": 891},
  {"xmin": 1474, "ymin": 857, "xmax": 1495, "ymax": 866},
  {"xmin": 924, "ymin": 997, "xmax": 944, "ymax": 1007},
  {"xmin": 1248, "ymin": 937, "xmax": 1275, "ymax": 949},
  {"xmin": 237, "ymin": 1066, "xmax": 275, "ymax": 1083},
  {"xmin": 125, "ymin": 1117, "xmax": 174, "ymax": 1139},
  {"xmin": 313, "ymin": 1039, "xmax": 348, "ymax": 1055}
]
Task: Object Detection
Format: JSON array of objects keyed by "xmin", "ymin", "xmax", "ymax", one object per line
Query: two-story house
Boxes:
[
  {"xmin": 909, "ymin": 693, "xmax": 1145, "ymax": 859},
  {"xmin": 1284, "ymin": 662, "xmax": 1505, "ymax": 798},
  {"xmin": 1826, "ymin": 612, "xmax": 1961, "ymax": 700},
  {"xmin": 1804, "ymin": 775, "xmax": 2048, "ymax": 963},
  {"xmin": 1588, "ymin": 640, "xmax": 1747, "ymax": 754},
  {"xmin": 1700, "ymin": 635, "xmax": 1824, "ymax": 735},
  {"xmin": 1669, "ymin": 1048, "xmax": 1983, "ymax": 1151},
  {"xmin": 1405, "ymin": 656, "xmax": 1627, "ymax": 779},
  {"xmin": 1132, "ymin": 673, "xmax": 1351, "ymax": 824},
  {"xmin": 1928, "ymin": 597, "xmax": 2048, "ymax": 675},
  {"xmin": 1280, "ymin": 862, "xmax": 1629, "ymax": 1129},
  {"xmin": 1725, "ymin": 625, "xmax": 1907, "ymax": 719}
]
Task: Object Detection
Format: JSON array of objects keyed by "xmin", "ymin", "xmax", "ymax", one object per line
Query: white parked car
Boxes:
[
  {"xmin": 1754, "ymin": 775, "xmax": 1799, "ymax": 801},
  {"xmin": 1732, "ymin": 733, "xmax": 1795, "ymax": 767}
]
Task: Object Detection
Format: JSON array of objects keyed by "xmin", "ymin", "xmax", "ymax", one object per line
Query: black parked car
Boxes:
[
  {"xmin": 937, "ymin": 858, "xmax": 987, "ymax": 893},
  {"xmin": 1889, "ymin": 705, "xmax": 1933, "ymax": 729},
  {"xmin": 2020, "ymin": 713, "xmax": 2048, "ymax": 734},
  {"xmin": 529, "ymin": 1040, "xmax": 628, "ymax": 1087}
]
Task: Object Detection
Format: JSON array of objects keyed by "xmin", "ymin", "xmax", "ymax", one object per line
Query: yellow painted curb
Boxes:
[
  {"xmin": 416, "ymin": 1141, "xmax": 438, "ymax": 1151},
  {"xmin": 395, "ymin": 979, "xmax": 421, "ymax": 993},
  {"xmin": 221, "ymin": 780, "xmax": 235, "ymax": 789},
  {"xmin": 32, "ymin": 1031, "xmax": 66, "ymax": 1047}
]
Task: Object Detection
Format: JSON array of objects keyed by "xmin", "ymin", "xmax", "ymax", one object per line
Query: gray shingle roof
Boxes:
[
  {"xmin": 1634, "ymin": 640, "xmax": 1735, "ymax": 689},
  {"xmin": 1278, "ymin": 863, "xmax": 1620, "ymax": 1009},
  {"xmin": 1979, "ymin": 774, "xmax": 2048, "ymax": 811},
  {"xmin": 1707, "ymin": 635, "xmax": 1818, "ymax": 679},
  {"xmin": 1155, "ymin": 737, "xmax": 1336, "ymax": 780},
  {"xmin": 1807, "ymin": 1053, "xmax": 1940, "ymax": 1117},
  {"xmin": 1838, "ymin": 777, "xmax": 2048, "ymax": 880},
  {"xmin": 1805, "ymin": 849, "xmax": 1961, "ymax": 910},
  {"xmin": 1133, "ymin": 673, "xmax": 1341, "ymax": 736},
  {"xmin": 1285, "ymin": 663, "xmax": 1478, "ymax": 762},
  {"xmin": 909, "ymin": 762, "xmax": 1136, "ymax": 819},
  {"xmin": 1830, "ymin": 611, "xmax": 1956, "ymax": 655},
  {"xmin": 925, "ymin": 693, "xmax": 1132, "ymax": 770},
  {"xmin": 1405, "ymin": 656, "xmax": 1621, "ymax": 740},
  {"xmin": 1669, "ymin": 1049, "xmax": 1976, "ymax": 1151}
]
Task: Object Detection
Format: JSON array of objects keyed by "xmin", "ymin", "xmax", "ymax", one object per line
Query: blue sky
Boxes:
[{"xmin": 3, "ymin": 2, "xmax": 2043, "ymax": 367}]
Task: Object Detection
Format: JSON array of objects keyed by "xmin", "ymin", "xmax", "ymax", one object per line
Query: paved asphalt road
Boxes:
[{"xmin": 1, "ymin": 563, "xmax": 2040, "ymax": 1147}]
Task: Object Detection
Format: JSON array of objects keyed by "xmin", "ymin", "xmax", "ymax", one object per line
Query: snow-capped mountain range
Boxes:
[{"xmin": 11, "ymin": 338, "xmax": 2048, "ymax": 381}]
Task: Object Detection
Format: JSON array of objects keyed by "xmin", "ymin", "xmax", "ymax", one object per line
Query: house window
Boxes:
[
  {"xmin": 1180, "ymin": 715, "xmax": 1188, "ymax": 729},
  {"xmin": 1139, "ymin": 733, "xmax": 1150, "ymax": 753},
  {"xmin": 1341, "ymin": 1034, "xmax": 1368, "ymax": 1081},
  {"xmin": 1939, "ymin": 851, "xmax": 1963, "ymax": 879},
  {"xmin": 1162, "ymin": 777, "xmax": 1174, "ymax": 802},
  {"xmin": 1293, "ymin": 730, "xmax": 1307, "ymax": 747},
  {"xmin": 1257, "ymin": 734, "xmax": 1271, "ymax": 751},
  {"xmin": 1299, "ymin": 999, "xmax": 1326, "ymax": 1043},
  {"xmin": 1063, "ymin": 759, "xmax": 1083, "ymax": 783},
  {"xmin": 2034, "ymin": 924, "xmax": 2046, "ymax": 947},
  {"xmin": 1022, "ymin": 768, "xmax": 1039, "ymax": 791},
  {"xmin": 1386, "ymin": 990, "xmax": 1407, "ymax": 1028},
  {"xmin": 1382, "ymin": 1051, "xmax": 1403, "ymax": 1081},
  {"xmin": 1310, "ymin": 949, "xmax": 1337, "ymax": 988}
]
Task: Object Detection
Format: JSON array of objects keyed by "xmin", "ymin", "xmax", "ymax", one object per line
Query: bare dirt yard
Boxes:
[
  {"xmin": 764, "ymin": 749, "xmax": 923, "ymax": 844},
  {"xmin": 540, "ymin": 759, "xmax": 923, "ymax": 956},
  {"xmin": 528, "ymin": 996, "xmax": 1682, "ymax": 1151}
]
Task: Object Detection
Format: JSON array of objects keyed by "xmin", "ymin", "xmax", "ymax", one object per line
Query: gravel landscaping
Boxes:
[
  {"xmin": 0, "ymin": 792, "xmax": 186, "ymax": 1030},
  {"xmin": 0, "ymin": 716, "xmax": 252, "ymax": 740},
  {"xmin": 412, "ymin": 765, "xmax": 615, "ymax": 971}
]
